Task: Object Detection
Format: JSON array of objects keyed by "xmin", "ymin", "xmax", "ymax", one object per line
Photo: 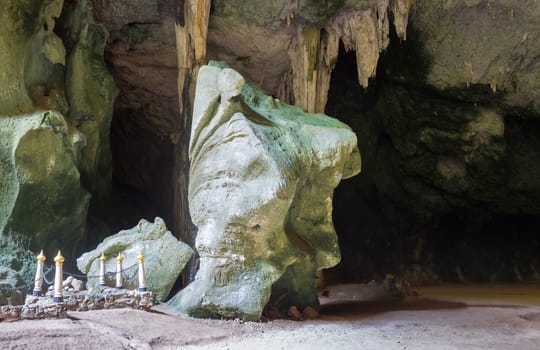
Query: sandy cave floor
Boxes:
[{"xmin": 1, "ymin": 284, "xmax": 540, "ymax": 350}]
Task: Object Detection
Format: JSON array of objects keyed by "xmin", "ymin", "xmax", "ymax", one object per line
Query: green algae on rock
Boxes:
[
  {"xmin": 61, "ymin": 0, "xmax": 118, "ymax": 198},
  {"xmin": 168, "ymin": 63, "xmax": 360, "ymax": 321},
  {"xmin": 0, "ymin": 111, "xmax": 90, "ymax": 281},
  {"xmin": 0, "ymin": 266, "xmax": 27, "ymax": 306},
  {"xmin": 77, "ymin": 217, "xmax": 193, "ymax": 302},
  {"xmin": 0, "ymin": 0, "xmax": 116, "ymax": 283}
]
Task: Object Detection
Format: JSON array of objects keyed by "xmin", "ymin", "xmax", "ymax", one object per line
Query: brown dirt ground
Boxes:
[{"xmin": 1, "ymin": 283, "xmax": 540, "ymax": 350}]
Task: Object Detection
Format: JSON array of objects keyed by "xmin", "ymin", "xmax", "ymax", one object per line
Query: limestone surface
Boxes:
[
  {"xmin": 0, "ymin": 266, "xmax": 27, "ymax": 306},
  {"xmin": 77, "ymin": 217, "xmax": 193, "ymax": 301},
  {"xmin": 0, "ymin": 0, "xmax": 116, "ymax": 282},
  {"xmin": 62, "ymin": 0, "xmax": 118, "ymax": 197},
  {"xmin": 412, "ymin": 0, "xmax": 540, "ymax": 112},
  {"xmin": 169, "ymin": 63, "xmax": 361, "ymax": 321},
  {"xmin": 1, "ymin": 0, "xmax": 116, "ymax": 196},
  {"xmin": 0, "ymin": 111, "xmax": 90, "ymax": 281},
  {"xmin": 0, "ymin": 0, "xmax": 67, "ymax": 115}
]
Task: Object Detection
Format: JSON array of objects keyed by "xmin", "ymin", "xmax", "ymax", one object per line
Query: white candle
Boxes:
[
  {"xmin": 53, "ymin": 251, "xmax": 64, "ymax": 302},
  {"xmin": 99, "ymin": 253, "xmax": 106, "ymax": 287},
  {"xmin": 116, "ymin": 252, "xmax": 124, "ymax": 289},
  {"xmin": 33, "ymin": 250, "xmax": 46, "ymax": 296},
  {"xmin": 137, "ymin": 252, "xmax": 147, "ymax": 292}
]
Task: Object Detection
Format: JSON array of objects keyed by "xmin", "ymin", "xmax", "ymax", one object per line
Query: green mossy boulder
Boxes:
[
  {"xmin": 0, "ymin": 111, "xmax": 89, "ymax": 281},
  {"xmin": 169, "ymin": 63, "xmax": 360, "ymax": 321},
  {"xmin": 77, "ymin": 217, "xmax": 193, "ymax": 302},
  {"xmin": 0, "ymin": 266, "xmax": 27, "ymax": 306}
]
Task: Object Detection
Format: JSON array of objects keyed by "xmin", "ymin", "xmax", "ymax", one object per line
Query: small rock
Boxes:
[
  {"xmin": 21, "ymin": 306, "xmax": 35, "ymax": 319},
  {"xmin": 302, "ymin": 306, "xmax": 319, "ymax": 320},
  {"xmin": 63, "ymin": 276, "xmax": 74, "ymax": 288},
  {"xmin": 287, "ymin": 306, "xmax": 303, "ymax": 321},
  {"xmin": 71, "ymin": 279, "xmax": 85, "ymax": 292}
]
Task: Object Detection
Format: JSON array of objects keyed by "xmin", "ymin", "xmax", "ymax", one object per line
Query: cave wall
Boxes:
[
  {"xmin": 0, "ymin": 0, "xmax": 537, "ymax": 298},
  {"xmin": 327, "ymin": 2, "xmax": 540, "ymax": 283},
  {"xmin": 96, "ymin": 0, "xmax": 412, "ymax": 240},
  {"xmin": 92, "ymin": 0, "xmax": 180, "ymax": 228},
  {"xmin": 88, "ymin": 0, "xmax": 540, "ymax": 284},
  {"xmin": 0, "ymin": 0, "xmax": 116, "ymax": 281}
]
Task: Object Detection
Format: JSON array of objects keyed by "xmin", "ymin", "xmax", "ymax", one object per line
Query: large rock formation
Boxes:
[
  {"xmin": 168, "ymin": 63, "xmax": 360, "ymax": 320},
  {"xmin": 0, "ymin": 266, "xmax": 27, "ymax": 306},
  {"xmin": 208, "ymin": 0, "xmax": 413, "ymax": 113},
  {"xmin": 1, "ymin": 0, "xmax": 116, "ymax": 197},
  {"xmin": 0, "ymin": 0, "xmax": 116, "ymax": 282},
  {"xmin": 77, "ymin": 217, "xmax": 193, "ymax": 301},
  {"xmin": 96, "ymin": 0, "xmax": 410, "ymax": 243},
  {"xmin": 0, "ymin": 0, "xmax": 538, "ymax": 306},
  {"xmin": 0, "ymin": 112, "xmax": 90, "ymax": 280},
  {"xmin": 411, "ymin": 1, "xmax": 540, "ymax": 112},
  {"xmin": 61, "ymin": 0, "xmax": 118, "ymax": 197},
  {"xmin": 1, "ymin": 0, "xmax": 67, "ymax": 115},
  {"xmin": 326, "ymin": 0, "xmax": 540, "ymax": 283}
]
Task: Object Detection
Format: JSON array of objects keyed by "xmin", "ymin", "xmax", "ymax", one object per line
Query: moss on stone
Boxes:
[
  {"xmin": 302, "ymin": 26, "xmax": 321, "ymax": 81},
  {"xmin": 326, "ymin": 25, "xmax": 540, "ymax": 283},
  {"xmin": 0, "ymin": 0, "xmax": 116, "ymax": 283},
  {"xmin": 0, "ymin": 112, "xmax": 90, "ymax": 282},
  {"xmin": 62, "ymin": 0, "xmax": 117, "ymax": 198}
]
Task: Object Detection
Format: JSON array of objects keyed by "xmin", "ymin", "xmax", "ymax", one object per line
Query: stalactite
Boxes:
[
  {"xmin": 280, "ymin": 1, "xmax": 412, "ymax": 113},
  {"xmin": 333, "ymin": 9, "xmax": 383, "ymax": 89},
  {"xmin": 175, "ymin": 0, "xmax": 211, "ymax": 115},
  {"xmin": 391, "ymin": 0, "xmax": 413, "ymax": 40},
  {"xmin": 282, "ymin": 26, "xmax": 340, "ymax": 114},
  {"xmin": 173, "ymin": 0, "xmax": 211, "ymax": 284}
]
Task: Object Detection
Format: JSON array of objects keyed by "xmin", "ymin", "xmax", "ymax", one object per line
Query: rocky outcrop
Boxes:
[
  {"xmin": 411, "ymin": 1, "xmax": 540, "ymax": 112},
  {"xmin": 0, "ymin": 112, "xmax": 90, "ymax": 280},
  {"xmin": 97, "ymin": 1, "xmax": 412, "ymax": 243},
  {"xmin": 0, "ymin": 266, "xmax": 27, "ymax": 306},
  {"xmin": 168, "ymin": 64, "xmax": 360, "ymax": 321},
  {"xmin": 1, "ymin": 0, "xmax": 116, "ymax": 197},
  {"xmin": 206, "ymin": 1, "xmax": 413, "ymax": 114},
  {"xmin": 77, "ymin": 217, "xmax": 193, "ymax": 301},
  {"xmin": 281, "ymin": 0, "xmax": 412, "ymax": 113},
  {"xmin": 0, "ymin": 0, "xmax": 116, "ymax": 280},
  {"xmin": 61, "ymin": 0, "xmax": 118, "ymax": 197},
  {"xmin": 1, "ymin": 0, "xmax": 66, "ymax": 115}
]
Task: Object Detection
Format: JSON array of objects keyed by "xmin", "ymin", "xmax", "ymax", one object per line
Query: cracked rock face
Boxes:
[
  {"xmin": 411, "ymin": 0, "xmax": 540, "ymax": 112},
  {"xmin": 0, "ymin": 112, "xmax": 90, "ymax": 280},
  {"xmin": 77, "ymin": 217, "xmax": 193, "ymax": 301},
  {"xmin": 0, "ymin": 0, "xmax": 116, "ymax": 282},
  {"xmin": 168, "ymin": 63, "xmax": 360, "ymax": 321}
]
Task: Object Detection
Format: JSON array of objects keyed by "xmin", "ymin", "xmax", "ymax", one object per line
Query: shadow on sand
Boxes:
[{"xmin": 319, "ymin": 297, "xmax": 468, "ymax": 321}]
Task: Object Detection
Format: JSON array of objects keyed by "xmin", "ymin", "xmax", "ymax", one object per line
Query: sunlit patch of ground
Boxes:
[{"xmin": 1, "ymin": 284, "xmax": 540, "ymax": 349}]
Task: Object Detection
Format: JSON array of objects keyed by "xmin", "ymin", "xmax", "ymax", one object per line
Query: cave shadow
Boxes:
[{"xmin": 318, "ymin": 297, "xmax": 467, "ymax": 321}]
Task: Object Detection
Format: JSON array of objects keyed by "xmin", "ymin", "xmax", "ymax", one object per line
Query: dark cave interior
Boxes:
[
  {"xmin": 326, "ymin": 30, "xmax": 540, "ymax": 285},
  {"xmin": 83, "ymin": 106, "xmax": 178, "ymax": 252},
  {"xmin": 93, "ymin": 27, "xmax": 540, "ymax": 289}
]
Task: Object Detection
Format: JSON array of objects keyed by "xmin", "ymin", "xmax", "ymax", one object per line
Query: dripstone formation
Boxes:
[
  {"xmin": 77, "ymin": 217, "xmax": 193, "ymax": 302},
  {"xmin": 168, "ymin": 63, "xmax": 361, "ymax": 321},
  {"xmin": 0, "ymin": 0, "xmax": 116, "ymax": 283}
]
